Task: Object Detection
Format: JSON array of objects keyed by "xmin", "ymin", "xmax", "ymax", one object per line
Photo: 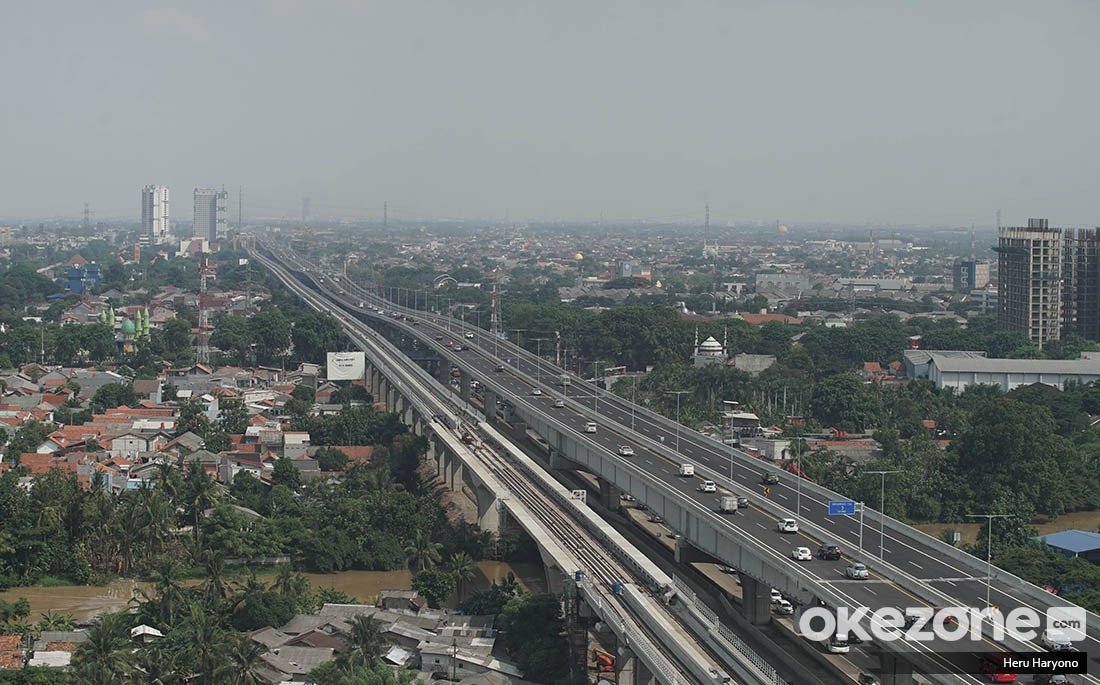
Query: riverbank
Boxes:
[{"xmin": 0, "ymin": 560, "xmax": 545, "ymax": 622}]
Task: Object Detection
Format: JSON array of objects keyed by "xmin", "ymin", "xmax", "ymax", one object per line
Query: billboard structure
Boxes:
[{"xmin": 326, "ymin": 351, "xmax": 366, "ymax": 381}]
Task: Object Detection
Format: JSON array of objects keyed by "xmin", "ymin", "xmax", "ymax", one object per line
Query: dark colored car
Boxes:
[
  {"xmin": 817, "ymin": 544, "xmax": 842, "ymax": 560},
  {"xmin": 762, "ymin": 472, "xmax": 780, "ymax": 484}
]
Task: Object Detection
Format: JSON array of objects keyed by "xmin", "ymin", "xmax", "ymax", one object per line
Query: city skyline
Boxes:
[{"xmin": 2, "ymin": 2, "xmax": 1099, "ymax": 225}]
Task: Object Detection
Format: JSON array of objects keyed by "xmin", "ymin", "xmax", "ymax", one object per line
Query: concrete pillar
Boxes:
[
  {"xmin": 633, "ymin": 656, "xmax": 657, "ymax": 685},
  {"xmin": 369, "ymin": 367, "xmax": 381, "ymax": 400},
  {"xmin": 512, "ymin": 421, "xmax": 527, "ymax": 440},
  {"xmin": 459, "ymin": 372, "xmax": 471, "ymax": 403},
  {"xmin": 474, "ymin": 484, "xmax": 501, "ymax": 534},
  {"xmin": 879, "ymin": 651, "xmax": 915, "ymax": 685},
  {"xmin": 616, "ymin": 648, "xmax": 636, "ymax": 685},
  {"xmin": 598, "ymin": 477, "xmax": 621, "ymax": 509},
  {"xmin": 483, "ymin": 388, "xmax": 498, "ymax": 419},
  {"xmin": 437, "ymin": 359, "xmax": 453, "ymax": 386},
  {"xmin": 740, "ymin": 575, "xmax": 772, "ymax": 626}
]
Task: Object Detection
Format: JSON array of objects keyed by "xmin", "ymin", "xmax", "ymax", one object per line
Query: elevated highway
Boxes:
[
  {"xmin": 260, "ymin": 244, "xmax": 1098, "ymax": 684},
  {"xmin": 256, "ymin": 247, "xmax": 805, "ymax": 685}
]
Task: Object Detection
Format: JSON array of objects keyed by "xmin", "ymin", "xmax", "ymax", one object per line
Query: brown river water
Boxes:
[{"xmin": 0, "ymin": 561, "xmax": 545, "ymax": 622}]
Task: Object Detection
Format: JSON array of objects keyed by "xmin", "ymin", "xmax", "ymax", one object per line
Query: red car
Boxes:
[{"xmin": 980, "ymin": 656, "xmax": 1017, "ymax": 683}]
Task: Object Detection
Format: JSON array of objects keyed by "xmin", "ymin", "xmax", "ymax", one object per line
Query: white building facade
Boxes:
[{"xmin": 141, "ymin": 185, "xmax": 170, "ymax": 245}]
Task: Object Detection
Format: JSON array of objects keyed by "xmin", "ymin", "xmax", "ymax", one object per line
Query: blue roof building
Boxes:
[{"xmin": 1037, "ymin": 529, "xmax": 1100, "ymax": 564}]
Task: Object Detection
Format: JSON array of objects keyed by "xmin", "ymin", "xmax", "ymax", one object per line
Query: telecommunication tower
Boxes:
[{"xmin": 197, "ymin": 255, "xmax": 217, "ymax": 365}]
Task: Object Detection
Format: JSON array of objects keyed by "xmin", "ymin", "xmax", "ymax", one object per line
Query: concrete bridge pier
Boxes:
[
  {"xmin": 473, "ymin": 483, "xmax": 502, "ymax": 534},
  {"xmin": 483, "ymin": 388, "xmax": 498, "ymax": 419},
  {"xmin": 879, "ymin": 652, "xmax": 915, "ymax": 685},
  {"xmin": 598, "ymin": 477, "xmax": 622, "ymax": 509},
  {"xmin": 615, "ymin": 648, "xmax": 636, "ymax": 685},
  {"xmin": 740, "ymin": 575, "xmax": 773, "ymax": 626},
  {"xmin": 549, "ymin": 449, "xmax": 583, "ymax": 471},
  {"xmin": 436, "ymin": 360, "xmax": 453, "ymax": 386},
  {"xmin": 538, "ymin": 547, "xmax": 566, "ymax": 596},
  {"xmin": 632, "ymin": 655, "xmax": 657, "ymax": 685},
  {"xmin": 459, "ymin": 373, "xmax": 471, "ymax": 403}
]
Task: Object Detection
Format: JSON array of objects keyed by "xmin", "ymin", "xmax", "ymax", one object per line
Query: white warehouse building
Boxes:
[{"xmin": 928, "ymin": 353, "xmax": 1100, "ymax": 392}]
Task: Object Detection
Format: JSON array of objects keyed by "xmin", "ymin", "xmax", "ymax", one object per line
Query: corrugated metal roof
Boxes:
[
  {"xmin": 930, "ymin": 355, "xmax": 1100, "ymax": 374},
  {"xmin": 1038, "ymin": 529, "xmax": 1100, "ymax": 554}
]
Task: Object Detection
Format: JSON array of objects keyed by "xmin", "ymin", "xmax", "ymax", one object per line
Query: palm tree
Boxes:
[
  {"xmin": 72, "ymin": 612, "xmax": 133, "ymax": 679},
  {"xmin": 36, "ymin": 609, "xmax": 76, "ymax": 631},
  {"xmin": 270, "ymin": 563, "xmax": 310, "ymax": 599},
  {"xmin": 346, "ymin": 614, "xmax": 385, "ymax": 668},
  {"xmin": 150, "ymin": 558, "xmax": 188, "ymax": 625},
  {"xmin": 445, "ymin": 552, "xmax": 477, "ymax": 601},
  {"xmin": 403, "ymin": 530, "xmax": 442, "ymax": 573},
  {"xmin": 226, "ymin": 633, "xmax": 268, "ymax": 685}
]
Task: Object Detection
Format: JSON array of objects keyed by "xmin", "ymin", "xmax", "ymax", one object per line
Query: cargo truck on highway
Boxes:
[{"xmin": 719, "ymin": 495, "xmax": 738, "ymax": 513}]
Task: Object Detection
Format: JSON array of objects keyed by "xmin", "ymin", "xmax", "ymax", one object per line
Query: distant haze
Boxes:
[{"xmin": 3, "ymin": 1, "xmax": 1098, "ymax": 226}]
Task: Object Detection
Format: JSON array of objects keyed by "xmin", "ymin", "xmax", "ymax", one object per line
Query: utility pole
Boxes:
[{"xmin": 532, "ymin": 338, "xmax": 550, "ymax": 386}]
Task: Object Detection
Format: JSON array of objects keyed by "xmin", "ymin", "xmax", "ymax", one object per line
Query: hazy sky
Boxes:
[{"xmin": 3, "ymin": 1, "xmax": 1098, "ymax": 226}]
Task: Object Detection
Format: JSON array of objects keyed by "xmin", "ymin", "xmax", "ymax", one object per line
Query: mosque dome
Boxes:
[
  {"xmin": 698, "ymin": 336, "xmax": 724, "ymax": 353},
  {"xmin": 121, "ymin": 318, "xmax": 136, "ymax": 336}
]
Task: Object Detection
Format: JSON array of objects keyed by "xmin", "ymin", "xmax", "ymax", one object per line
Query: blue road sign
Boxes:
[{"xmin": 828, "ymin": 500, "xmax": 857, "ymax": 516}]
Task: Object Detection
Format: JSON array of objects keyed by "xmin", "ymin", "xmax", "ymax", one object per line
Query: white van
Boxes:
[
  {"xmin": 584, "ymin": 422, "xmax": 597, "ymax": 433},
  {"xmin": 678, "ymin": 464, "xmax": 695, "ymax": 477},
  {"xmin": 827, "ymin": 632, "xmax": 850, "ymax": 654}
]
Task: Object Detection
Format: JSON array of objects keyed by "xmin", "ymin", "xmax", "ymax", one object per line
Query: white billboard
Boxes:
[{"xmin": 326, "ymin": 351, "xmax": 366, "ymax": 380}]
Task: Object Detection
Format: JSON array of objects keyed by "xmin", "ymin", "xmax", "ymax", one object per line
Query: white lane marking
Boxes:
[
  {"xmin": 823, "ymin": 518, "xmax": 836, "ymax": 525},
  {"xmin": 755, "ymin": 523, "xmax": 766, "ymax": 530},
  {"xmin": 776, "ymin": 492, "xmax": 789, "ymax": 500},
  {"xmin": 908, "ymin": 561, "xmax": 923, "ymax": 570}
]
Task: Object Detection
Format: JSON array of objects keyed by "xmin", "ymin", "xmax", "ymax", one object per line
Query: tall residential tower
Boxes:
[
  {"xmin": 141, "ymin": 185, "xmax": 170, "ymax": 245},
  {"xmin": 193, "ymin": 188, "xmax": 228, "ymax": 242},
  {"xmin": 996, "ymin": 219, "xmax": 1064, "ymax": 347}
]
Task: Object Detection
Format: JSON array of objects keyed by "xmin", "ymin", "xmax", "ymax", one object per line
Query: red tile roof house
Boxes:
[{"xmin": 0, "ymin": 634, "xmax": 24, "ymax": 669}]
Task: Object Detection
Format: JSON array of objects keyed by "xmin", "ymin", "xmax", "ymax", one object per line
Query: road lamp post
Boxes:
[
  {"xmin": 865, "ymin": 470, "xmax": 901, "ymax": 559},
  {"xmin": 532, "ymin": 338, "xmax": 550, "ymax": 386},
  {"xmin": 721, "ymin": 400, "xmax": 738, "ymax": 481},
  {"xmin": 590, "ymin": 361, "xmax": 603, "ymax": 415},
  {"xmin": 665, "ymin": 390, "xmax": 690, "ymax": 454},
  {"xmin": 966, "ymin": 513, "xmax": 1015, "ymax": 609},
  {"xmin": 631, "ymin": 376, "xmax": 638, "ymax": 432}
]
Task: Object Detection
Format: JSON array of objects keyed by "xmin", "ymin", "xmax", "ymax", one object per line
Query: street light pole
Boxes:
[
  {"xmin": 665, "ymin": 390, "xmax": 690, "ymax": 454},
  {"xmin": 590, "ymin": 361, "xmax": 603, "ymax": 415},
  {"xmin": 865, "ymin": 469, "xmax": 901, "ymax": 559},
  {"xmin": 533, "ymin": 338, "xmax": 550, "ymax": 387},
  {"xmin": 631, "ymin": 376, "xmax": 637, "ymax": 432},
  {"xmin": 966, "ymin": 513, "xmax": 1014, "ymax": 609},
  {"xmin": 721, "ymin": 399, "xmax": 739, "ymax": 481}
]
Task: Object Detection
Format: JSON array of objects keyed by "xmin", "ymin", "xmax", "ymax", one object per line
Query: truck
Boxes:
[
  {"xmin": 678, "ymin": 463, "xmax": 695, "ymax": 477},
  {"xmin": 559, "ymin": 374, "xmax": 571, "ymax": 386},
  {"xmin": 719, "ymin": 495, "xmax": 738, "ymax": 513}
]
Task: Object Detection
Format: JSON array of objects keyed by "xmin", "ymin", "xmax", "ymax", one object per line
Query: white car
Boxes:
[
  {"xmin": 776, "ymin": 518, "xmax": 799, "ymax": 533},
  {"xmin": 464, "ymin": 331, "xmax": 475, "ymax": 339},
  {"xmin": 845, "ymin": 563, "xmax": 870, "ymax": 580},
  {"xmin": 773, "ymin": 598, "xmax": 794, "ymax": 615},
  {"xmin": 769, "ymin": 588, "xmax": 783, "ymax": 604},
  {"xmin": 584, "ymin": 422, "xmax": 597, "ymax": 433},
  {"xmin": 698, "ymin": 480, "xmax": 717, "ymax": 493},
  {"xmin": 791, "ymin": 546, "xmax": 812, "ymax": 561},
  {"xmin": 617, "ymin": 445, "xmax": 635, "ymax": 457},
  {"xmin": 530, "ymin": 388, "xmax": 542, "ymax": 396},
  {"xmin": 553, "ymin": 399, "xmax": 565, "ymax": 408}
]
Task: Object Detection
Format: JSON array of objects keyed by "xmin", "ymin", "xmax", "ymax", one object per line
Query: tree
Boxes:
[
  {"xmin": 71, "ymin": 612, "xmax": 133, "ymax": 679},
  {"xmin": 291, "ymin": 312, "xmax": 347, "ymax": 365},
  {"xmin": 91, "ymin": 383, "xmax": 137, "ymax": 413},
  {"xmin": 314, "ymin": 447, "xmax": 349, "ymax": 472},
  {"xmin": 346, "ymin": 614, "xmax": 385, "ymax": 668},
  {"xmin": 810, "ymin": 373, "xmax": 882, "ymax": 431},
  {"xmin": 412, "ymin": 569, "xmax": 455, "ymax": 608},
  {"xmin": 445, "ymin": 551, "xmax": 477, "ymax": 602},
  {"xmin": 497, "ymin": 594, "xmax": 570, "ymax": 683},
  {"xmin": 404, "ymin": 530, "xmax": 442, "ymax": 573},
  {"xmin": 271, "ymin": 458, "xmax": 301, "ymax": 490}
]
